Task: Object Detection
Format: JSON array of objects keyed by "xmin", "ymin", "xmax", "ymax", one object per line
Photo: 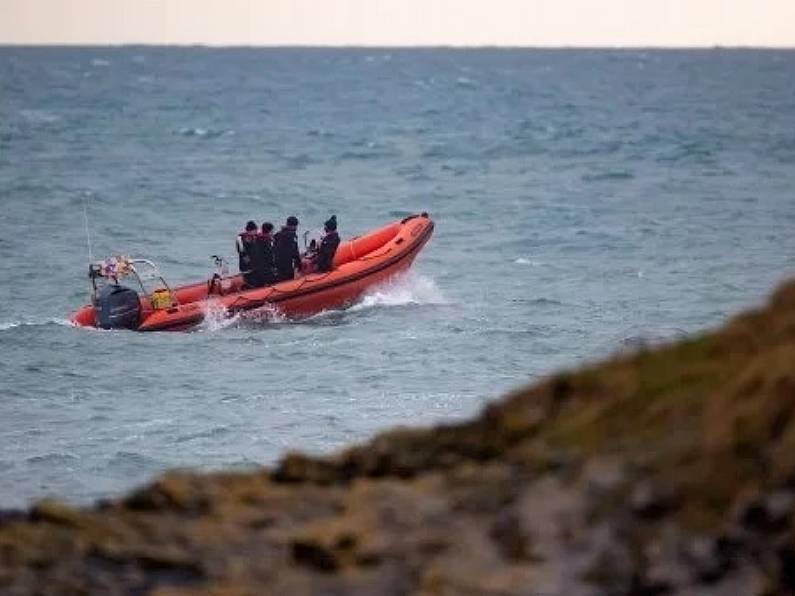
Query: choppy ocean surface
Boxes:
[{"xmin": 1, "ymin": 48, "xmax": 794, "ymax": 508}]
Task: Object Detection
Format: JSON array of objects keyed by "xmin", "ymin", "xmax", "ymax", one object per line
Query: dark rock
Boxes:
[
  {"xmin": 0, "ymin": 509, "xmax": 26, "ymax": 526},
  {"xmin": 123, "ymin": 474, "xmax": 211, "ymax": 513},
  {"xmin": 29, "ymin": 500, "xmax": 84, "ymax": 528},
  {"xmin": 680, "ymin": 536, "xmax": 733, "ymax": 584},
  {"xmin": 490, "ymin": 509, "xmax": 532, "ymax": 562},
  {"xmin": 291, "ymin": 539, "xmax": 340, "ymax": 572},
  {"xmin": 630, "ymin": 481, "xmax": 678, "ymax": 521},
  {"xmin": 644, "ymin": 524, "xmax": 690, "ymax": 592},
  {"xmin": 777, "ymin": 546, "xmax": 795, "ymax": 590},
  {"xmin": 581, "ymin": 541, "xmax": 637, "ymax": 593},
  {"xmin": 739, "ymin": 491, "xmax": 795, "ymax": 533},
  {"xmin": 583, "ymin": 457, "xmax": 627, "ymax": 500}
]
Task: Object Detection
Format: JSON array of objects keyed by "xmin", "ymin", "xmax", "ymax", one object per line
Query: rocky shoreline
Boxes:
[{"xmin": 2, "ymin": 278, "xmax": 794, "ymax": 595}]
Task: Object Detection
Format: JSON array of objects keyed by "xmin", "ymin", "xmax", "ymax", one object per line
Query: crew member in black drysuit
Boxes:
[
  {"xmin": 256, "ymin": 222, "xmax": 277, "ymax": 285},
  {"xmin": 236, "ymin": 220, "xmax": 261, "ymax": 288},
  {"xmin": 273, "ymin": 216, "xmax": 302, "ymax": 281},
  {"xmin": 315, "ymin": 215, "xmax": 341, "ymax": 273}
]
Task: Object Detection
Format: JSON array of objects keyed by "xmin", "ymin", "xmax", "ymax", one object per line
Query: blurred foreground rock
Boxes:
[{"xmin": 2, "ymin": 278, "xmax": 795, "ymax": 595}]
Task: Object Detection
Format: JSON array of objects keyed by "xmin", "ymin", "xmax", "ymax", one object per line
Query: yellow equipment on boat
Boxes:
[{"xmin": 150, "ymin": 288, "xmax": 173, "ymax": 310}]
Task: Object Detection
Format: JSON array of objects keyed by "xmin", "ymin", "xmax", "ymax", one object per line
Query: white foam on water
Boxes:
[
  {"xmin": 198, "ymin": 300, "xmax": 287, "ymax": 331},
  {"xmin": 514, "ymin": 257, "xmax": 542, "ymax": 266},
  {"xmin": 48, "ymin": 318, "xmax": 75, "ymax": 328},
  {"xmin": 349, "ymin": 272, "xmax": 448, "ymax": 313},
  {"xmin": 456, "ymin": 76, "xmax": 477, "ymax": 88},
  {"xmin": 0, "ymin": 318, "xmax": 75, "ymax": 332},
  {"xmin": 196, "ymin": 301, "xmax": 239, "ymax": 332},
  {"xmin": 238, "ymin": 303, "xmax": 286, "ymax": 325},
  {"xmin": 176, "ymin": 127, "xmax": 230, "ymax": 138},
  {"xmin": 196, "ymin": 273, "xmax": 445, "ymax": 330}
]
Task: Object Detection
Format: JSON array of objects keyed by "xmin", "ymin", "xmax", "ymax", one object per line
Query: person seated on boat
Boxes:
[
  {"xmin": 315, "ymin": 215, "xmax": 341, "ymax": 273},
  {"xmin": 273, "ymin": 216, "xmax": 302, "ymax": 281},
  {"xmin": 257, "ymin": 222, "xmax": 277, "ymax": 285},
  {"xmin": 236, "ymin": 221, "xmax": 261, "ymax": 288},
  {"xmin": 299, "ymin": 236, "xmax": 319, "ymax": 275}
]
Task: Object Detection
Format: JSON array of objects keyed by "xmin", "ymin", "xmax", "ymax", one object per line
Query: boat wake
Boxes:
[
  {"xmin": 348, "ymin": 272, "xmax": 448, "ymax": 313},
  {"xmin": 196, "ymin": 301, "xmax": 241, "ymax": 332},
  {"xmin": 195, "ymin": 272, "xmax": 447, "ymax": 331},
  {"xmin": 196, "ymin": 300, "xmax": 288, "ymax": 332},
  {"xmin": 0, "ymin": 318, "xmax": 75, "ymax": 332},
  {"xmin": 239, "ymin": 304, "xmax": 287, "ymax": 326}
]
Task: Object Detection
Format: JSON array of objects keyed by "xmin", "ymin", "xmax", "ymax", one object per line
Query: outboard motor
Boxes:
[{"xmin": 94, "ymin": 284, "xmax": 141, "ymax": 330}]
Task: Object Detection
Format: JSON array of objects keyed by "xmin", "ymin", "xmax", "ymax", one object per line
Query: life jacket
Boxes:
[
  {"xmin": 273, "ymin": 226, "xmax": 301, "ymax": 278},
  {"xmin": 316, "ymin": 231, "xmax": 340, "ymax": 272},
  {"xmin": 257, "ymin": 232, "xmax": 277, "ymax": 284},
  {"xmin": 236, "ymin": 230, "xmax": 259, "ymax": 273},
  {"xmin": 259, "ymin": 232, "xmax": 273, "ymax": 251}
]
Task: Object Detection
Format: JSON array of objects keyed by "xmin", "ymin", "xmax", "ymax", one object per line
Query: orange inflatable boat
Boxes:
[{"xmin": 70, "ymin": 213, "xmax": 434, "ymax": 332}]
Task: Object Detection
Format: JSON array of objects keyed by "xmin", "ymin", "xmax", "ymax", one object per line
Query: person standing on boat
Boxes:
[
  {"xmin": 257, "ymin": 222, "xmax": 277, "ymax": 285},
  {"xmin": 315, "ymin": 215, "xmax": 341, "ymax": 273},
  {"xmin": 236, "ymin": 221, "xmax": 261, "ymax": 288},
  {"xmin": 273, "ymin": 216, "xmax": 302, "ymax": 281}
]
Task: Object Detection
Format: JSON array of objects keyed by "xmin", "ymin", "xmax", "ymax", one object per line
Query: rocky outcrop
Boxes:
[{"xmin": 2, "ymin": 279, "xmax": 795, "ymax": 595}]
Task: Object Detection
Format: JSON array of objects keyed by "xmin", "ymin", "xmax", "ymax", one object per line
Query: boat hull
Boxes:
[{"xmin": 70, "ymin": 214, "xmax": 434, "ymax": 332}]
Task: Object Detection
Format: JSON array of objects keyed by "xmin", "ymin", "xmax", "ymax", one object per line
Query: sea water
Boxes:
[{"xmin": 1, "ymin": 48, "xmax": 794, "ymax": 507}]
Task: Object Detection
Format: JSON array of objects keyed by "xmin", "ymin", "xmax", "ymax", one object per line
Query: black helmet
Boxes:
[
  {"xmin": 286, "ymin": 216, "xmax": 299, "ymax": 227},
  {"xmin": 324, "ymin": 215, "xmax": 337, "ymax": 231}
]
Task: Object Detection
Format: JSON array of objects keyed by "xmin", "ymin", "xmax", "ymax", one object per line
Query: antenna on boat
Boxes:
[
  {"xmin": 82, "ymin": 193, "xmax": 99, "ymax": 303},
  {"xmin": 82, "ymin": 193, "xmax": 93, "ymax": 265}
]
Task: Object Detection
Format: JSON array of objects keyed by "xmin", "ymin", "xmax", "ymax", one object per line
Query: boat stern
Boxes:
[{"xmin": 70, "ymin": 305, "xmax": 97, "ymax": 328}]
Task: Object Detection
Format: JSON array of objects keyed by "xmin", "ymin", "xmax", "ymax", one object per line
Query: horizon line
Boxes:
[{"xmin": 2, "ymin": 43, "xmax": 795, "ymax": 50}]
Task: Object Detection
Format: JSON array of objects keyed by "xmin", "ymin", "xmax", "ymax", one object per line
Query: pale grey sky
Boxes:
[{"xmin": 1, "ymin": 0, "xmax": 794, "ymax": 46}]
